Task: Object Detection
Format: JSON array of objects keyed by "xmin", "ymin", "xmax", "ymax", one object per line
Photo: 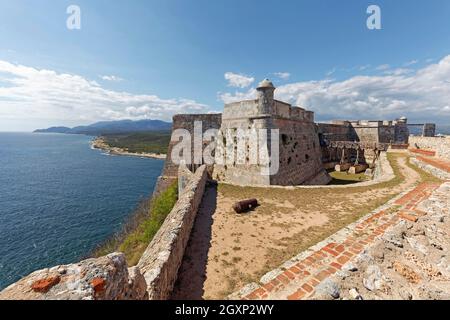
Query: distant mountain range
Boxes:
[
  {"xmin": 32, "ymin": 120, "xmax": 450, "ymax": 136},
  {"xmin": 34, "ymin": 119, "xmax": 172, "ymax": 135}
]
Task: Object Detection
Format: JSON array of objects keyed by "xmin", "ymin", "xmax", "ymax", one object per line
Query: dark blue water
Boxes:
[{"xmin": 0, "ymin": 133, "xmax": 164, "ymax": 289}]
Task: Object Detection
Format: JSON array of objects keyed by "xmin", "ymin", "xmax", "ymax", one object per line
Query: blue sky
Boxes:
[{"xmin": 1, "ymin": 0, "xmax": 450, "ymax": 131}]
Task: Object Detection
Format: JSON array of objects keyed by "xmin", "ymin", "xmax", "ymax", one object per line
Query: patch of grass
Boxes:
[
  {"xmin": 328, "ymin": 170, "xmax": 369, "ymax": 185},
  {"xmin": 92, "ymin": 181, "xmax": 178, "ymax": 266}
]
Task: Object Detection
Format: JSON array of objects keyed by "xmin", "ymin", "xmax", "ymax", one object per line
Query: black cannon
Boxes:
[{"xmin": 233, "ymin": 199, "xmax": 258, "ymax": 214}]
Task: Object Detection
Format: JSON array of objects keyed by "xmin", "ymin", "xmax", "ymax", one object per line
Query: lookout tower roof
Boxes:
[{"xmin": 257, "ymin": 79, "xmax": 275, "ymax": 90}]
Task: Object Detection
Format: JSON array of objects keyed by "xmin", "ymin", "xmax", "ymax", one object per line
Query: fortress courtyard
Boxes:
[{"xmin": 173, "ymin": 150, "xmax": 447, "ymax": 299}]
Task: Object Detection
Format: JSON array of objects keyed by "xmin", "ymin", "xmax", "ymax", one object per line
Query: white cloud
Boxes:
[
  {"xmin": 274, "ymin": 72, "xmax": 291, "ymax": 80},
  {"xmin": 376, "ymin": 64, "xmax": 390, "ymax": 71},
  {"xmin": 359, "ymin": 65, "xmax": 371, "ymax": 71},
  {"xmin": 224, "ymin": 72, "xmax": 254, "ymax": 88},
  {"xmin": 383, "ymin": 68, "xmax": 413, "ymax": 76},
  {"xmin": 404, "ymin": 60, "xmax": 419, "ymax": 66},
  {"xmin": 219, "ymin": 56, "xmax": 450, "ymax": 123},
  {"xmin": 218, "ymin": 87, "xmax": 257, "ymax": 104},
  {"xmin": 326, "ymin": 68, "xmax": 336, "ymax": 77},
  {"xmin": 0, "ymin": 60, "xmax": 211, "ymax": 128},
  {"xmin": 100, "ymin": 75, "xmax": 123, "ymax": 82}
]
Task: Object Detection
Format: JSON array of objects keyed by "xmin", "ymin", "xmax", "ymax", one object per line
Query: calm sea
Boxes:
[{"xmin": 0, "ymin": 133, "xmax": 164, "ymax": 290}]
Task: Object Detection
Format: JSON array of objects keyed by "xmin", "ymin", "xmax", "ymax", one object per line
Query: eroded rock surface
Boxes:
[
  {"xmin": 0, "ymin": 253, "xmax": 148, "ymax": 300},
  {"xmin": 322, "ymin": 183, "xmax": 450, "ymax": 300}
]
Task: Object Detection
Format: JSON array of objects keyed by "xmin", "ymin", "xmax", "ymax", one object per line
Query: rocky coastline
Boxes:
[{"xmin": 91, "ymin": 137, "xmax": 166, "ymax": 160}]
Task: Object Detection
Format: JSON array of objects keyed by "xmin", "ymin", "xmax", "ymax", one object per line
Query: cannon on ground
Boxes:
[{"xmin": 233, "ymin": 199, "xmax": 258, "ymax": 214}]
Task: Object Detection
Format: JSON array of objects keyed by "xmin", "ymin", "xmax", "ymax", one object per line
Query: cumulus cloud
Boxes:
[
  {"xmin": 274, "ymin": 72, "xmax": 291, "ymax": 80},
  {"xmin": 100, "ymin": 75, "xmax": 123, "ymax": 82},
  {"xmin": 218, "ymin": 87, "xmax": 257, "ymax": 104},
  {"xmin": 376, "ymin": 64, "xmax": 390, "ymax": 71},
  {"xmin": 404, "ymin": 60, "xmax": 419, "ymax": 66},
  {"xmin": 359, "ymin": 65, "xmax": 371, "ymax": 71},
  {"xmin": 0, "ymin": 60, "xmax": 211, "ymax": 126},
  {"xmin": 383, "ymin": 68, "xmax": 413, "ymax": 76},
  {"xmin": 219, "ymin": 56, "xmax": 450, "ymax": 123},
  {"xmin": 224, "ymin": 72, "xmax": 254, "ymax": 88},
  {"xmin": 326, "ymin": 68, "xmax": 336, "ymax": 77}
]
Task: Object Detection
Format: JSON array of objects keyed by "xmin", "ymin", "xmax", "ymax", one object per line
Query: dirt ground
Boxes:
[{"xmin": 171, "ymin": 153, "xmax": 438, "ymax": 299}]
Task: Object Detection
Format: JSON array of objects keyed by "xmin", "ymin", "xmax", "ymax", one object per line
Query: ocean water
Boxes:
[{"xmin": 0, "ymin": 133, "xmax": 164, "ymax": 290}]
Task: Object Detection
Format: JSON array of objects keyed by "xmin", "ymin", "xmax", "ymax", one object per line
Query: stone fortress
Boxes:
[
  {"xmin": 161, "ymin": 79, "xmax": 435, "ymax": 188},
  {"xmin": 212, "ymin": 79, "xmax": 330, "ymax": 186}
]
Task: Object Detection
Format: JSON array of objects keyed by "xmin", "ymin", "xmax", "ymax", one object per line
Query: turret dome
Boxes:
[{"xmin": 257, "ymin": 79, "xmax": 275, "ymax": 89}]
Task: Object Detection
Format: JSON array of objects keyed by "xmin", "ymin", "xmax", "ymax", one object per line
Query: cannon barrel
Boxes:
[{"xmin": 233, "ymin": 199, "xmax": 258, "ymax": 214}]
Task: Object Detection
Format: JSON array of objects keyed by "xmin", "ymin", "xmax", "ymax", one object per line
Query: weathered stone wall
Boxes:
[
  {"xmin": 320, "ymin": 120, "xmax": 409, "ymax": 145},
  {"xmin": 152, "ymin": 114, "xmax": 221, "ymax": 197},
  {"xmin": 422, "ymin": 123, "xmax": 436, "ymax": 137},
  {"xmin": 213, "ymin": 81, "xmax": 330, "ymax": 186},
  {"xmin": 317, "ymin": 123, "xmax": 351, "ymax": 142},
  {"xmin": 394, "ymin": 121, "xmax": 409, "ymax": 143},
  {"xmin": 409, "ymin": 136, "xmax": 450, "ymax": 161},
  {"xmin": 271, "ymin": 118, "xmax": 330, "ymax": 185},
  {"xmin": 162, "ymin": 114, "xmax": 222, "ymax": 178},
  {"xmin": 137, "ymin": 165, "xmax": 208, "ymax": 300},
  {"xmin": 0, "ymin": 253, "xmax": 148, "ymax": 300}
]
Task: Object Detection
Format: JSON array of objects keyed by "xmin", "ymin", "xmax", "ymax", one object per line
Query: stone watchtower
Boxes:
[
  {"xmin": 212, "ymin": 79, "xmax": 331, "ymax": 186},
  {"xmin": 257, "ymin": 79, "xmax": 275, "ymax": 115}
]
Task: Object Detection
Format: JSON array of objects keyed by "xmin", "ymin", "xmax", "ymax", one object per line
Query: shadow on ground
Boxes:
[{"xmin": 170, "ymin": 183, "xmax": 217, "ymax": 300}]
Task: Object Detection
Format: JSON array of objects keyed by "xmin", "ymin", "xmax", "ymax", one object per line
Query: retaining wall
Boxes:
[{"xmin": 137, "ymin": 165, "xmax": 208, "ymax": 300}]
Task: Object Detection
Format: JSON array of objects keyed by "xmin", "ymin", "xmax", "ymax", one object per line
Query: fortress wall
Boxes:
[
  {"xmin": 409, "ymin": 136, "xmax": 450, "ymax": 161},
  {"xmin": 394, "ymin": 122, "xmax": 409, "ymax": 143},
  {"xmin": 271, "ymin": 118, "xmax": 330, "ymax": 185},
  {"xmin": 222, "ymin": 100, "xmax": 259, "ymax": 119},
  {"xmin": 351, "ymin": 126, "xmax": 380, "ymax": 143},
  {"xmin": 378, "ymin": 125, "xmax": 396, "ymax": 143},
  {"xmin": 162, "ymin": 114, "xmax": 222, "ymax": 177},
  {"xmin": 317, "ymin": 123, "xmax": 352, "ymax": 141},
  {"xmin": 212, "ymin": 116, "xmax": 272, "ymax": 185},
  {"xmin": 137, "ymin": 165, "xmax": 208, "ymax": 300},
  {"xmin": 153, "ymin": 114, "xmax": 221, "ymax": 197}
]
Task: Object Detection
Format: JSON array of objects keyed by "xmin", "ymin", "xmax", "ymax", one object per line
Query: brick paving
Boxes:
[
  {"xmin": 409, "ymin": 148, "xmax": 436, "ymax": 157},
  {"xmin": 238, "ymin": 182, "xmax": 441, "ymax": 300},
  {"xmin": 415, "ymin": 155, "xmax": 450, "ymax": 174}
]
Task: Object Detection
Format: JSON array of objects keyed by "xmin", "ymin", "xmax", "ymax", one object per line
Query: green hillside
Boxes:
[{"xmin": 102, "ymin": 131, "xmax": 171, "ymax": 155}]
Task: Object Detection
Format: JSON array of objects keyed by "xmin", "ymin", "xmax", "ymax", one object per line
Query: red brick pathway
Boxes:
[
  {"xmin": 240, "ymin": 182, "xmax": 440, "ymax": 300},
  {"xmin": 416, "ymin": 155, "xmax": 450, "ymax": 173},
  {"xmin": 409, "ymin": 148, "xmax": 436, "ymax": 157}
]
